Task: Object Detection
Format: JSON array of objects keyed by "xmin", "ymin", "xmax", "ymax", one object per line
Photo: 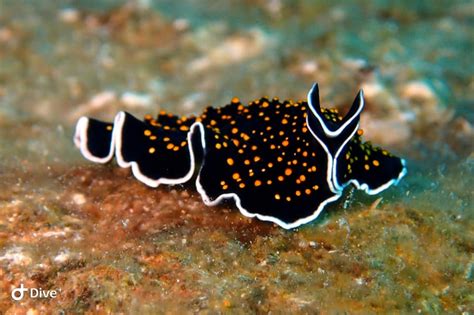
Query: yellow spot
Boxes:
[
  {"xmin": 232, "ymin": 139, "xmax": 240, "ymax": 147},
  {"xmin": 227, "ymin": 158, "xmax": 234, "ymax": 166},
  {"xmin": 251, "ymin": 145, "xmax": 257, "ymax": 151},
  {"xmin": 262, "ymin": 101, "xmax": 269, "ymax": 108},
  {"xmin": 215, "ymin": 143, "xmax": 222, "ymax": 149},
  {"xmin": 364, "ymin": 164, "xmax": 370, "ymax": 171},
  {"xmin": 220, "ymin": 181, "xmax": 226, "ymax": 186},
  {"xmin": 279, "ymin": 131, "xmax": 285, "ymax": 136},
  {"xmin": 382, "ymin": 150, "xmax": 388, "ymax": 155},
  {"xmin": 164, "ymin": 137, "xmax": 170, "ymax": 142},
  {"xmin": 210, "ymin": 120, "xmax": 217, "ymax": 126},
  {"xmin": 254, "ymin": 156, "xmax": 261, "ymax": 162},
  {"xmin": 268, "ymin": 162, "xmax": 273, "ymax": 168},
  {"xmin": 181, "ymin": 141, "xmax": 187, "ymax": 147},
  {"xmin": 295, "ymin": 190, "xmax": 301, "ymax": 196},
  {"xmin": 311, "ymin": 166, "xmax": 317, "ymax": 172},
  {"xmin": 232, "ymin": 173, "xmax": 240, "ymax": 180},
  {"xmin": 373, "ymin": 160, "xmax": 380, "ymax": 167},
  {"xmin": 238, "ymin": 149, "xmax": 244, "ymax": 154},
  {"xmin": 150, "ymin": 135, "xmax": 157, "ymax": 140},
  {"xmin": 239, "ymin": 183, "xmax": 246, "ymax": 189},
  {"xmin": 274, "ymin": 194, "xmax": 281, "ymax": 200},
  {"xmin": 267, "ymin": 180, "xmax": 272, "ymax": 185},
  {"xmin": 282, "ymin": 118, "xmax": 288, "ymax": 124},
  {"xmin": 244, "ymin": 159, "xmax": 250, "ymax": 165},
  {"xmin": 173, "ymin": 146, "xmax": 180, "ymax": 151},
  {"xmin": 144, "ymin": 130, "xmax": 152, "ymax": 136},
  {"xmin": 299, "ymin": 175, "xmax": 306, "ymax": 182},
  {"xmin": 313, "ymin": 185, "xmax": 319, "ymax": 190},
  {"xmin": 241, "ymin": 133, "xmax": 250, "ymax": 141},
  {"xmin": 278, "ymin": 176, "xmax": 284, "ymax": 181},
  {"xmin": 270, "ymin": 144, "xmax": 276, "ymax": 150},
  {"xmin": 277, "ymin": 156, "xmax": 283, "ymax": 162},
  {"xmin": 166, "ymin": 143, "xmax": 174, "ymax": 150},
  {"xmin": 305, "ymin": 189, "xmax": 311, "ymax": 195},
  {"xmin": 179, "ymin": 125, "xmax": 189, "ymax": 131},
  {"xmin": 222, "ymin": 185, "xmax": 228, "ymax": 190},
  {"xmin": 232, "ymin": 127, "xmax": 238, "ymax": 134},
  {"xmin": 106, "ymin": 125, "xmax": 113, "ymax": 131},
  {"xmin": 282, "ymin": 140, "xmax": 289, "ymax": 147},
  {"xmin": 148, "ymin": 147, "xmax": 156, "ymax": 154},
  {"xmin": 254, "ymin": 180, "xmax": 262, "ymax": 187},
  {"xmin": 231, "ymin": 97, "xmax": 240, "ymax": 103},
  {"xmin": 285, "ymin": 168, "xmax": 293, "ymax": 176}
]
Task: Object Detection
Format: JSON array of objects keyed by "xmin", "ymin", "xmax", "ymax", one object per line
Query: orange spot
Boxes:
[
  {"xmin": 215, "ymin": 143, "xmax": 222, "ymax": 149},
  {"xmin": 232, "ymin": 173, "xmax": 240, "ymax": 180},
  {"xmin": 254, "ymin": 156, "xmax": 261, "ymax": 162},
  {"xmin": 150, "ymin": 135, "xmax": 157, "ymax": 140},
  {"xmin": 282, "ymin": 118, "xmax": 288, "ymax": 124},
  {"xmin": 239, "ymin": 183, "xmax": 246, "ymax": 189},
  {"xmin": 278, "ymin": 176, "xmax": 284, "ymax": 181},
  {"xmin": 227, "ymin": 158, "xmax": 234, "ymax": 166},
  {"xmin": 231, "ymin": 97, "xmax": 240, "ymax": 103},
  {"xmin": 286, "ymin": 196, "xmax": 291, "ymax": 202},
  {"xmin": 274, "ymin": 194, "xmax": 281, "ymax": 200},
  {"xmin": 244, "ymin": 160, "xmax": 250, "ymax": 165},
  {"xmin": 295, "ymin": 190, "xmax": 301, "ymax": 196},
  {"xmin": 106, "ymin": 125, "xmax": 113, "ymax": 131},
  {"xmin": 285, "ymin": 168, "xmax": 293, "ymax": 176},
  {"xmin": 232, "ymin": 128, "xmax": 238, "ymax": 134},
  {"xmin": 299, "ymin": 175, "xmax": 306, "ymax": 182},
  {"xmin": 179, "ymin": 125, "xmax": 189, "ymax": 131},
  {"xmin": 364, "ymin": 164, "xmax": 370, "ymax": 171},
  {"xmin": 373, "ymin": 160, "xmax": 380, "ymax": 166},
  {"xmin": 148, "ymin": 147, "xmax": 155, "ymax": 154},
  {"xmin": 254, "ymin": 180, "xmax": 262, "ymax": 187},
  {"xmin": 144, "ymin": 130, "xmax": 152, "ymax": 136},
  {"xmin": 357, "ymin": 129, "xmax": 364, "ymax": 136},
  {"xmin": 305, "ymin": 189, "xmax": 311, "ymax": 195},
  {"xmin": 166, "ymin": 143, "xmax": 174, "ymax": 150},
  {"xmin": 282, "ymin": 140, "xmax": 289, "ymax": 147}
]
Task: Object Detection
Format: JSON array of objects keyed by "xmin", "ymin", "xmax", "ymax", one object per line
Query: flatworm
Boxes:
[{"xmin": 74, "ymin": 83, "xmax": 407, "ymax": 229}]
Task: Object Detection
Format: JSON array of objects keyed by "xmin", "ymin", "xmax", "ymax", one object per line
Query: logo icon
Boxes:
[{"xmin": 11, "ymin": 284, "xmax": 28, "ymax": 301}]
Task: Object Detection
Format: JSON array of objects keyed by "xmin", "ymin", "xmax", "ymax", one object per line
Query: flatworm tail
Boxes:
[
  {"xmin": 74, "ymin": 117, "xmax": 115, "ymax": 163},
  {"xmin": 113, "ymin": 111, "xmax": 197, "ymax": 187}
]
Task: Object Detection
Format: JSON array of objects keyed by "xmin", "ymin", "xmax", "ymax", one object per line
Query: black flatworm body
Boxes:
[{"xmin": 74, "ymin": 84, "xmax": 406, "ymax": 229}]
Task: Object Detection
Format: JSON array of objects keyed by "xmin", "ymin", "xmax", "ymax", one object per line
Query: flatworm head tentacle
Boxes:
[
  {"xmin": 74, "ymin": 117, "xmax": 115, "ymax": 163},
  {"xmin": 114, "ymin": 111, "xmax": 198, "ymax": 187},
  {"xmin": 194, "ymin": 97, "xmax": 341, "ymax": 229}
]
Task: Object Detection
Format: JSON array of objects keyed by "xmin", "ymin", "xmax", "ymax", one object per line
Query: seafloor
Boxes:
[{"xmin": 0, "ymin": 0, "xmax": 473, "ymax": 313}]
